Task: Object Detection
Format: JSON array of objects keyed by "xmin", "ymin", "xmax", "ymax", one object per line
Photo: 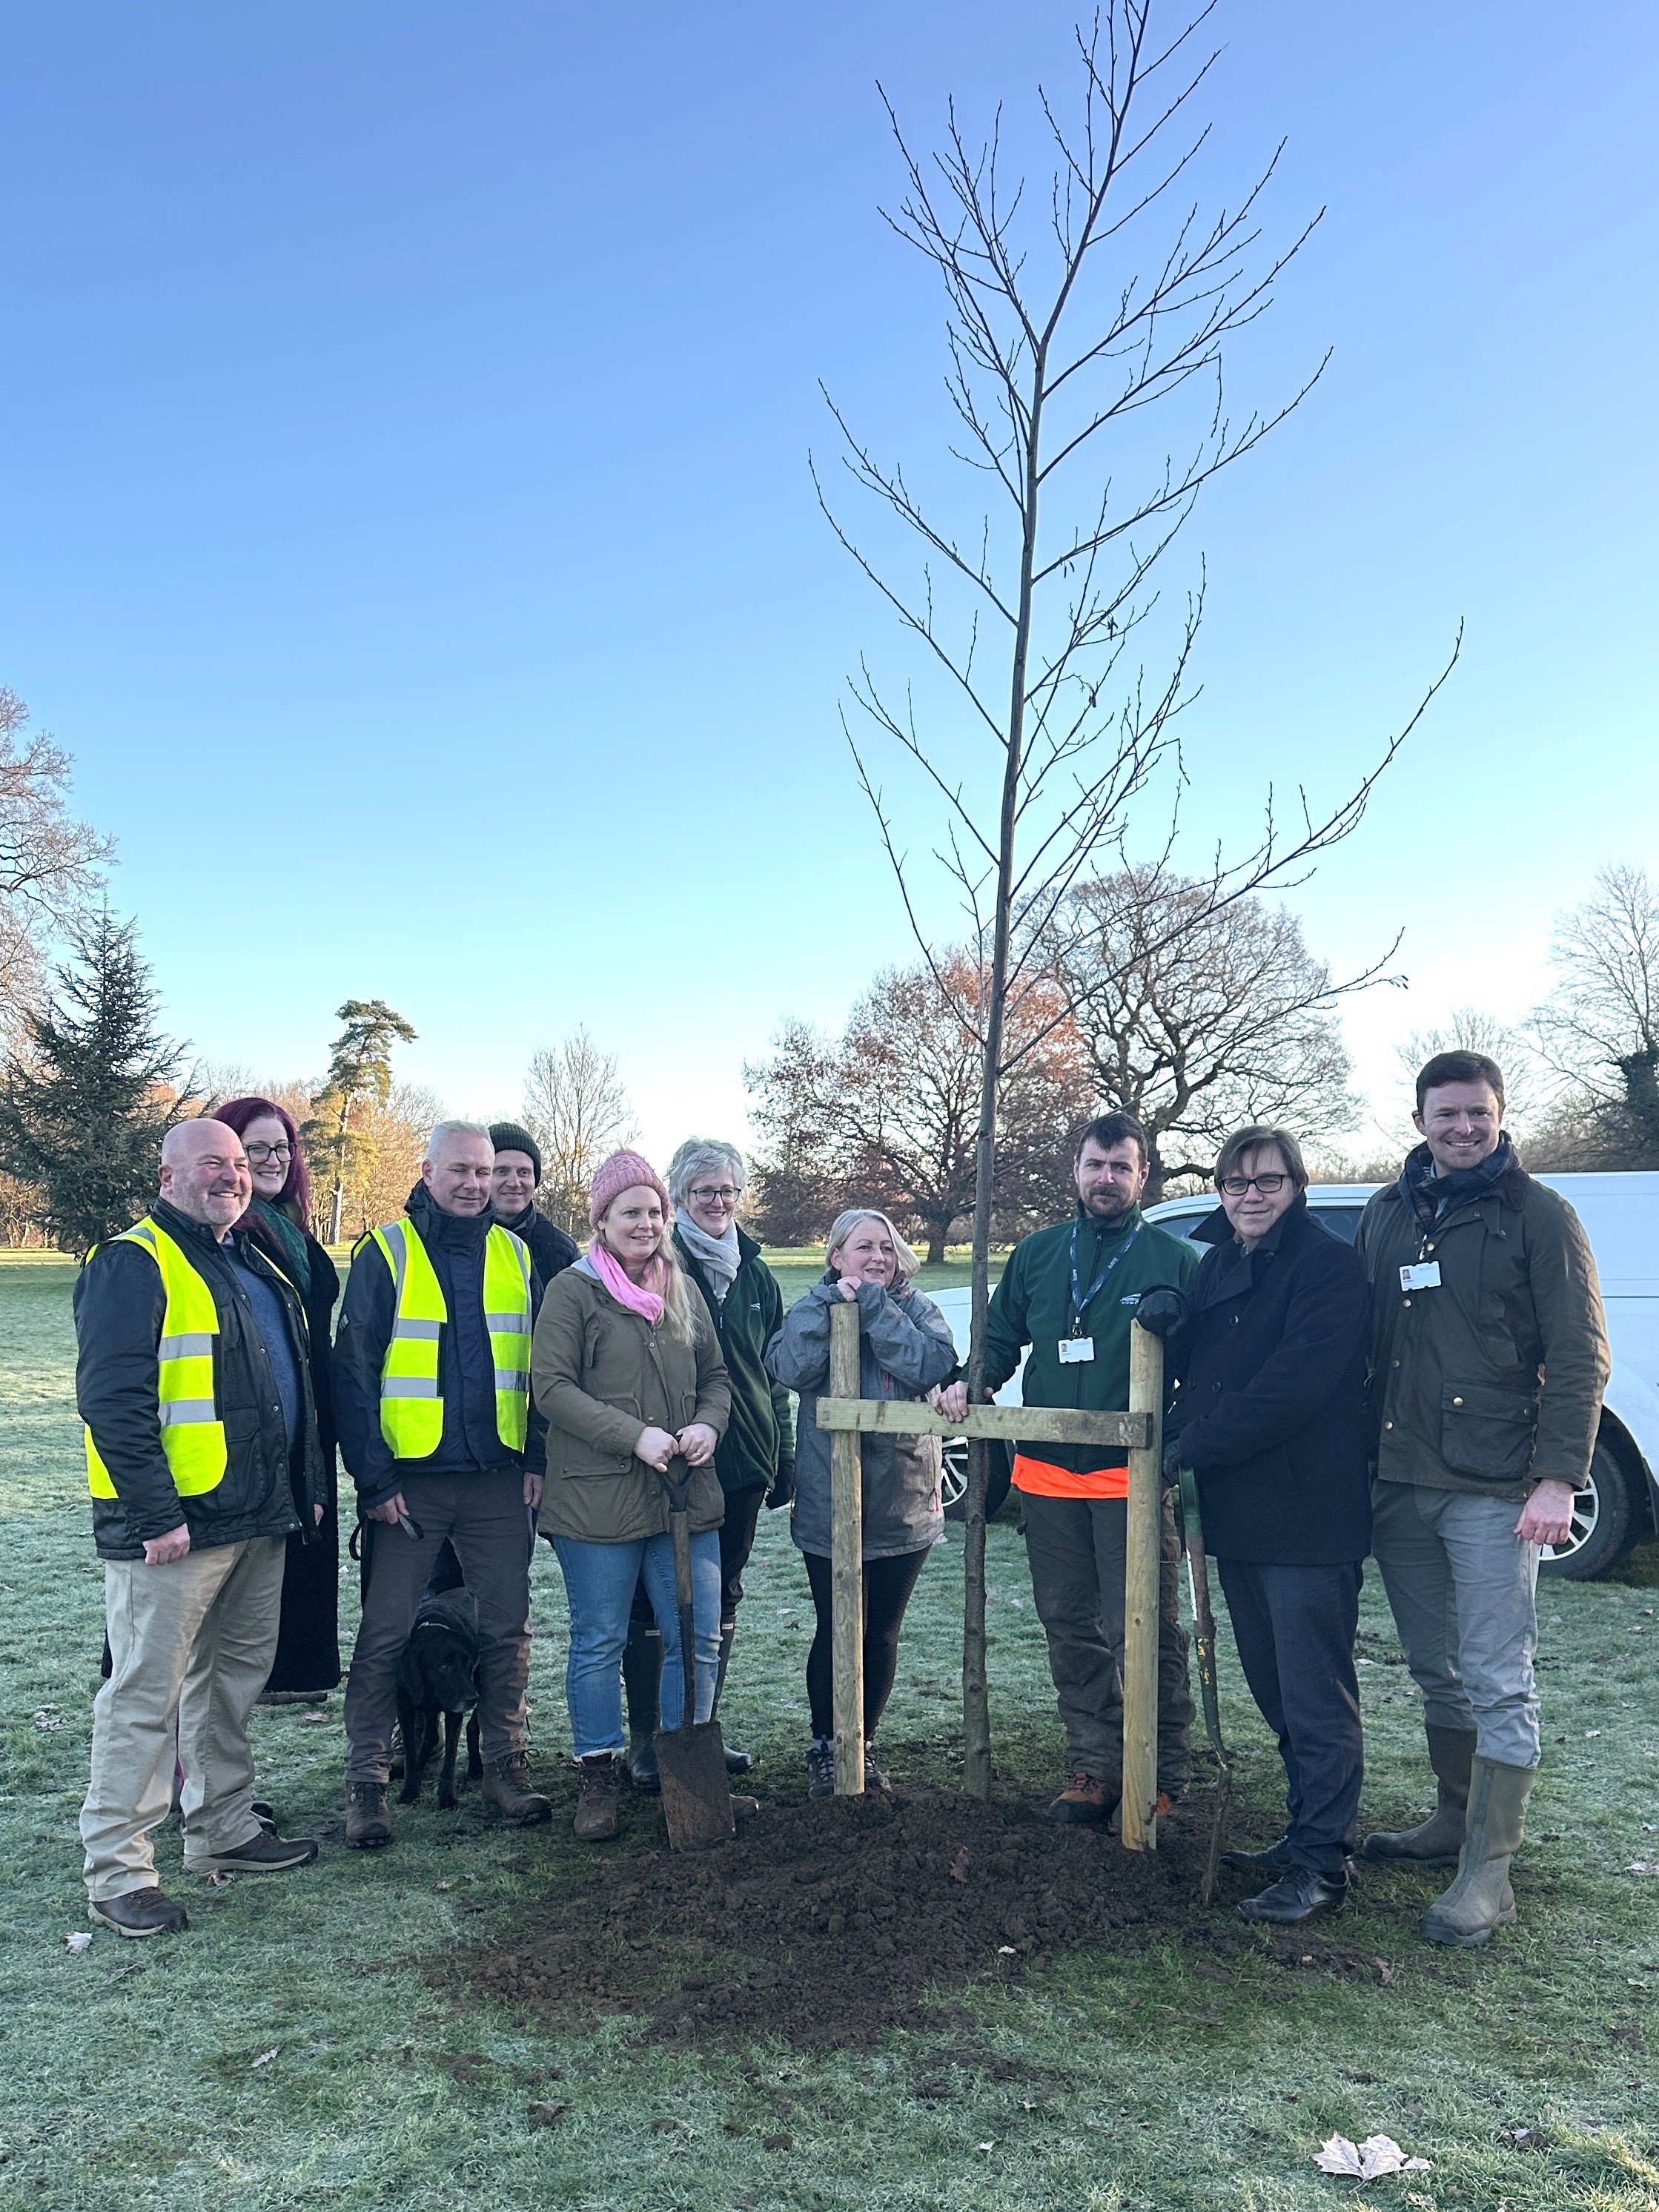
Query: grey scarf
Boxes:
[{"xmin": 675, "ymin": 1213, "xmax": 741, "ymax": 1303}]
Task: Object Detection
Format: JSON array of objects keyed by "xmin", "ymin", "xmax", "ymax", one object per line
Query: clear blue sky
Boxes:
[{"xmin": 4, "ymin": 2, "xmax": 1655, "ymax": 1165}]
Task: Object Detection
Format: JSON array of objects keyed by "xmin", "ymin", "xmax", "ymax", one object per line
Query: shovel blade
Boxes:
[{"xmin": 653, "ymin": 1721, "xmax": 735, "ymax": 1851}]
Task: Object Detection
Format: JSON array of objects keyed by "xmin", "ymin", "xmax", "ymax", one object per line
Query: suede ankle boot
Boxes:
[{"xmin": 1362, "ymin": 1724, "xmax": 1477, "ymax": 1864}]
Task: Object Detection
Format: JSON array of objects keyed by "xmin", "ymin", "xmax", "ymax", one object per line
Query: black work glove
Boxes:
[
  {"xmin": 766, "ymin": 1465, "xmax": 796, "ymax": 1511},
  {"xmin": 1133, "ymin": 1287, "xmax": 1188, "ymax": 1340},
  {"xmin": 1160, "ymin": 1431, "xmax": 1187, "ymax": 1486}
]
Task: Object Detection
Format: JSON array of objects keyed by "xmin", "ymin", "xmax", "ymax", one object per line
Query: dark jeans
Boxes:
[
  {"xmin": 629, "ymin": 1482, "xmax": 766, "ymax": 1630},
  {"xmin": 802, "ymin": 1546, "xmax": 930, "ymax": 1741},
  {"xmin": 1021, "ymin": 1490, "xmax": 1193, "ymax": 1794},
  {"xmin": 1216, "ymin": 1556, "xmax": 1365, "ymax": 1878},
  {"xmin": 342, "ymin": 1468, "xmax": 532, "ymax": 1781}
]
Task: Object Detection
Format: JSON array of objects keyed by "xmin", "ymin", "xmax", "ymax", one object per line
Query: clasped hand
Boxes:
[{"xmin": 635, "ymin": 1423, "xmax": 719, "ymax": 1471}]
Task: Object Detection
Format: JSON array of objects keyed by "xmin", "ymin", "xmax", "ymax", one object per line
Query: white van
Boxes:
[{"xmin": 932, "ymin": 1173, "xmax": 1659, "ymax": 1580}]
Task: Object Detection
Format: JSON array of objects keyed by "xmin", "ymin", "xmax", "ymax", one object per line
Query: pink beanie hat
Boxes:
[{"xmin": 588, "ymin": 1149, "xmax": 671, "ymax": 1227}]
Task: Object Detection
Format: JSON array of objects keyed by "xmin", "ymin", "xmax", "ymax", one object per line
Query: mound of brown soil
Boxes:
[{"xmin": 459, "ymin": 1785, "xmax": 1318, "ymax": 2049}]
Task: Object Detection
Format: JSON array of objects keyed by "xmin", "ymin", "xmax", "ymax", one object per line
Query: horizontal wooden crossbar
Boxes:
[{"xmin": 813, "ymin": 1400, "xmax": 1153, "ymax": 1451}]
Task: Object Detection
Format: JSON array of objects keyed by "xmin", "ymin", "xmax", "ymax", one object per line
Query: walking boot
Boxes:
[
  {"xmin": 1048, "ymin": 1772, "xmax": 1119, "ymax": 1827},
  {"xmin": 345, "ymin": 1781, "xmax": 393, "ymax": 1850},
  {"xmin": 1362, "ymin": 1725, "xmax": 1476, "ymax": 1864},
  {"xmin": 622, "ymin": 1622, "xmax": 662, "ymax": 1794},
  {"xmin": 712, "ymin": 1620, "xmax": 758, "ymax": 1775},
  {"xmin": 574, "ymin": 1753, "xmax": 620, "ymax": 1841},
  {"xmin": 185, "ymin": 1830, "xmax": 319, "ymax": 1876},
  {"xmin": 807, "ymin": 1740, "xmax": 835, "ymax": 1799},
  {"xmin": 88, "ymin": 1887, "xmax": 190, "ymax": 1938},
  {"xmin": 482, "ymin": 1751, "xmax": 552, "ymax": 1827},
  {"xmin": 1420, "ymin": 1756, "xmax": 1535, "ymax": 1948}
]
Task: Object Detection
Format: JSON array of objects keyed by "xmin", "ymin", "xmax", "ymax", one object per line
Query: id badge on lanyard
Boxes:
[{"xmin": 1062, "ymin": 1217, "xmax": 1139, "ymax": 1363}]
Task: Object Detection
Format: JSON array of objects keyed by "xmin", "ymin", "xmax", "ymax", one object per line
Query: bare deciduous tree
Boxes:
[
  {"xmin": 0, "ymin": 688, "xmax": 113, "ymax": 1040},
  {"xmin": 746, "ymin": 952, "xmax": 1092, "ymax": 1259},
  {"xmin": 1052, "ymin": 868, "xmax": 1375, "ymax": 1195},
  {"xmin": 1531, "ymin": 864, "xmax": 1659, "ymax": 1164},
  {"xmin": 1391, "ymin": 1007, "xmax": 1539, "ymax": 1137},
  {"xmin": 819, "ymin": 5, "xmax": 1457, "ymax": 1791},
  {"xmin": 523, "ymin": 1028, "xmax": 639, "ymax": 1236}
]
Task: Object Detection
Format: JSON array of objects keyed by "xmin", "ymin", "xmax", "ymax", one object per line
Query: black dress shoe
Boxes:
[
  {"xmin": 1222, "ymin": 1835, "xmax": 1292, "ymax": 1875},
  {"xmin": 1237, "ymin": 1866, "xmax": 1347, "ymax": 1924}
]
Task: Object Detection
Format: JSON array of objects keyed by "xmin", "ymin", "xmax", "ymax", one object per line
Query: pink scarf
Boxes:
[{"xmin": 586, "ymin": 1239, "xmax": 666, "ymax": 1324}]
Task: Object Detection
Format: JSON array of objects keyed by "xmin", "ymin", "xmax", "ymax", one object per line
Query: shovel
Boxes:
[
  {"xmin": 1176, "ymin": 1466, "xmax": 1234, "ymax": 1904},
  {"xmin": 652, "ymin": 1456, "xmax": 734, "ymax": 1852}
]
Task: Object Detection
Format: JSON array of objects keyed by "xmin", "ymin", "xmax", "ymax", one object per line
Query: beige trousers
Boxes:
[{"xmin": 80, "ymin": 1535, "xmax": 286, "ymax": 1901}]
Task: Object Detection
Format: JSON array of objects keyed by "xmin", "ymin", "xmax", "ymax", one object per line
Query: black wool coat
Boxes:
[{"xmin": 1165, "ymin": 1194, "xmax": 1371, "ymax": 1566}]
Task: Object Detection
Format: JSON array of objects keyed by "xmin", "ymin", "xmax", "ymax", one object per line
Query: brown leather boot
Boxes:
[
  {"xmin": 88, "ymin": 1887, "xmax": 190, "ymax": 1938},
  {"xmin": 574, "ymin": 1753, "xmax": 620, "ymax": 1841},
  {"xmin": 1048, "ymin": 1772, "xmax": 1119, "ymax": 1827},
  {"xmin": 482, "ymin": 1751, "xmax": 552, "ymax": 1827},
  {"xmin": 345, "ymin": 1781, "xmax": 393, "ymax": 1850}
]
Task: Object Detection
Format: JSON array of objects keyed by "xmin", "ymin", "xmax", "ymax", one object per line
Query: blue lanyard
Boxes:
[{"xmin": 1068, "ymin": 1216, "xmax": 1140, "ymax": 1337}]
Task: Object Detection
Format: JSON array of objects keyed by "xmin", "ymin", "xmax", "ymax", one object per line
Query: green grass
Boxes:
[{"xmin": 3, "ymin": 1256, "xmax": 1658, "ymax": 2210}]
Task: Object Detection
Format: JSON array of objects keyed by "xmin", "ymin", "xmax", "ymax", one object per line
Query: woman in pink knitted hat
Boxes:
[{"xmin": 531, "ymin": 1150, "xmax": 732, "ymax": 1841}]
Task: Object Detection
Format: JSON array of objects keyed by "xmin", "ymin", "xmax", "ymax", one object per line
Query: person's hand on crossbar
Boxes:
[{"xmin": 927, "ymin": 1380, "xmax": 969, "ymax": 1422}]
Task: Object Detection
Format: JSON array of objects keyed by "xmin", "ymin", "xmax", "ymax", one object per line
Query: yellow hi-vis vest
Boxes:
[
  {"xmin": 85, "ymin": 1216, "xmax": 229, "ymax": 1499},
  {"xmin": 368, "ymin": 1216, "xmax": 532, "ymax": 1459}
]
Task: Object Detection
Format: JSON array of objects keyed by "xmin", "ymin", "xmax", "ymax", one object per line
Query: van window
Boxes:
[{"xmin": 1309, "ymin": 1206, "xmax": 1364, "ymax": 1245}]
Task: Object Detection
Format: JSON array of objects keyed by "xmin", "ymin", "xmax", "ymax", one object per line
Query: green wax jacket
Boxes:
[{"xmin": 982, "ymin": 1204, "xmax": 1199, "ymax": 1471}]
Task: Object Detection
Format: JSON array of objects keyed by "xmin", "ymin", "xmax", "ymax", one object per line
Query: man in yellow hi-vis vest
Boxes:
[
  {"xmin": 76, "ymin": 1120, "xmax": 328, "ymax": 1938},
  {"xmin": 334, "ymin": 1121, "xmax": 547, "ymax": 1847}
]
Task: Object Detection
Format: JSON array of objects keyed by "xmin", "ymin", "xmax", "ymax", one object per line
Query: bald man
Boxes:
[{"xmin": 75, "ymin": 1119, "xmax": 328, "ymax": 1937}]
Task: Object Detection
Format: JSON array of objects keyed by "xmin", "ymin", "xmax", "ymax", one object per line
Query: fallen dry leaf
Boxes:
[
  {"xmin": 436, "ymin": 1879, "xmax": 456, "ymax": 1891},
  {"xmin": 64, "ymin": 1932, "xmax": 93, "ymax": 1955},
  {"xmin": 251, "ymin": 2048, "xmax": 279, "ymax": 2070},
  {"xmin": 33, "ymin": 1708, "xmax": 64, "ymax": 1733},
  {"xmin": 1315, "ymin": 2133, "xmax": 1431, "ymax": 2179},
  {"xmin": 527, "ymin": 2100, "xmax": 568, "ymax": 2128}
]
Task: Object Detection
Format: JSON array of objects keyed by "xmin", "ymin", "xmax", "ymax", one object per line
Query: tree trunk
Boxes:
[{"xmin": 927, "ymin": 1228, "xmax": 947, "ymax": 1265}]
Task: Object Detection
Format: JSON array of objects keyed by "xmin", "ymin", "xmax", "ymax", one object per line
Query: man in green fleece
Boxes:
[{"xmin": 983, "ymin": 1112, "xmax": 1199, "ymax": 1824}]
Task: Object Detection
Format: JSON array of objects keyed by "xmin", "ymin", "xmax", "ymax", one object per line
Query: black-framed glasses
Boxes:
[
  {"xmin": 245, "ymin": 1142, "xmax": 292, "ymax": 1164},
  {"xmin": 1219, "ymin": 1172, "xmax": 1287, "ymax": 1196},
  {"xmin": 689, "ymin": 1185, "xmax": 740, "ymax": 1205}
]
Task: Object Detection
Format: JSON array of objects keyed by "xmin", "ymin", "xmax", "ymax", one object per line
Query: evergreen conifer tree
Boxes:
[{"xmin": 0, "ymin": 911, "xmax": 185, "ymax": 1250}]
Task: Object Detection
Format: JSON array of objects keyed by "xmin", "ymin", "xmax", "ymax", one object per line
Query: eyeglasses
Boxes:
[
  {"xmin": 245, "ymin": 1142, "xmax": 292, "ymax": 1164},
  {"xmin": 689, "ymin": 1186, "xmax": 740, "ymax": 1205},
  {"xmin": 1219, "ymin": 1173, "xmax": 1287, "ymax": 1196}
]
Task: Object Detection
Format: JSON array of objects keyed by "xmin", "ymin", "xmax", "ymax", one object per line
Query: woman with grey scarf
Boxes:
[{"xmin": 619, "ymin": 1139, "xmax": 795, "ymax": 1790}]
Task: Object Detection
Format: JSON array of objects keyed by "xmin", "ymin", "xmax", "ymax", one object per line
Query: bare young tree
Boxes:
[
  {"xmin": 746, "ymin": 952, "xmax": 1092, "ymax": 1259},
  {"xmin": 0, "ymin": 688, "xmax": 113, "ymax": 1039},
  {"xmin": 819, "ymin": 5, "xmax": 1457, "ymax": 1792},
  {"xmin": 1531, "ymin": 864, "xmax": 1659, "ymax": 1164},
  {"xmin": 1052, "ymin": 867, "xmax": 1377, "ymax": 1195},
  {"xmin": 523, "ymin": 1027, "xmax": 639, "ymax": 1236}
]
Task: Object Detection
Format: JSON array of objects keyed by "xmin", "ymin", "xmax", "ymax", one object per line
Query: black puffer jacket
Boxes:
[
  {"xmin": 1165, "ymin": 1196, "xmax": 1371, "ymax": 1566},
  {"xmin": 496, "ymin": 1201, "xmax": 580, "ymax": 1291},
  {"xmin": 75, "ymin": 1199, "xmax": 325, "ymax": 1561},
  {"xmin": 334, "ymin": 1183, "xmax": 546, "ymax": 1511}
]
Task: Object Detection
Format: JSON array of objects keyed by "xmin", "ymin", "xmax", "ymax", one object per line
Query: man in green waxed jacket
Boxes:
[
  {"xmin": 1354, "ymin": 1050, "xmax": 1609, "ymax": 1949},
  {"xmin": 983, "ymin": 1111, "xmax": 1199, "ymax": 1827}
]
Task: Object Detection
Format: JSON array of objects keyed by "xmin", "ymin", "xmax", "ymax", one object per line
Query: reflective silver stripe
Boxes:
[
  {"xmin": 158, "ymin": 1399, "xmax": 217, "ymax": 1425},
  {"xmin": 158, "ymin": 1332, "xmax": 215, "ymax": 1360},
  {"xmin": 485, "ymin": 1313, "xmax": 529, "ymax": 1334},
  {"xmin": 494, "ymin": 1369, "xmax": 529, "ymax": 1394},
  {"xmin": 382, "ymin": 1219, "xmax": 408, "ymax": 1300},
  {"xmin": 391, "ymin": 1317, "xmax": 443, "ymax": 1340},
  {"xmin": 382, "ymin": 1377, "xmax": 440, "ymax": 1399}
]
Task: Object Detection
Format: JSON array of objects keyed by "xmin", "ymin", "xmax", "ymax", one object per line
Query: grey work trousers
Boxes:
[
  {"xmin": 343, "ymin": 1468, "xmax": 532, "ymax": 1783},
  {"xmin": 1021, "ymin": 1490, "xmax": 1193, "ymax": 1793},
  {"xmin": 1370, "ymin": 1477, "xmax": 1542, "ymax": 1769},
  {"xmin": 81, "ymin": 1534, "xmax": 286, "ymax": 1903}
]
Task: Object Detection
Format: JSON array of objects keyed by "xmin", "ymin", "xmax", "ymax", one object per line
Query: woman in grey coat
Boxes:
[{"xmin": 765, "ymin": 1208, "xmax": 962, "ymax": 1796}]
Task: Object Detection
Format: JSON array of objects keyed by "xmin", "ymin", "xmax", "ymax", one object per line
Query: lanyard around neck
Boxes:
[{"xmin": 1068, "ymin": 1216, "xmax": 1140, "ymax": 1337}]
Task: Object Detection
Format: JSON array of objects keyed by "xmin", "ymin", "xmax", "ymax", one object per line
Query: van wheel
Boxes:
[
  {"xmin": 942, "ymin": 1440, "xmax": 1013, "ymax": 1523},
  {"xmin": 1538, "ymin": 1437, "xmax": 1638, "ymax": 1582}
]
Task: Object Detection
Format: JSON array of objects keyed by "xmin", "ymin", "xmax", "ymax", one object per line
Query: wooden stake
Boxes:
[
  {"xmin": 1120, "ymin": 1321, "xmax": 1162, "ymax": 1851},
  {"xmin": 828, "ymin": 1299, "xmax": 864, "ymax": 1795}
]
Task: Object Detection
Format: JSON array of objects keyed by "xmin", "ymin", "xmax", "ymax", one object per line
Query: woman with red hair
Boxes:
[{"xmin": 214, "ymin": 1096, "xmax": 342, "ymax": 1701}]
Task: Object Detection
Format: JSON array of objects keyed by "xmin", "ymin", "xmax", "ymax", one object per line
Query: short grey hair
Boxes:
[
  {"xmin": 824, "ymin": 1207, "xmax": 919, "ymax": 1285},
  {"xmin": 666, "ymin": 1138, "xmax": 748, "ymax": 1209},
  {"xmin": 425, "ymin": 1119, "xmax": 494, "ymax": 1161}
]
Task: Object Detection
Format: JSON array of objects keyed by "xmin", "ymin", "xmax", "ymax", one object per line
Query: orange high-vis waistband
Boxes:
[{"xmin": 1010, "ymin": 1452, "xmax": 1129, "ymax": 1500}]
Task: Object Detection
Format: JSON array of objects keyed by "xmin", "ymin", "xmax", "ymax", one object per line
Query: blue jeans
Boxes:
[{"xmin": 552, "ymin": 1529, "xmax": 722, "ymax": 1759}]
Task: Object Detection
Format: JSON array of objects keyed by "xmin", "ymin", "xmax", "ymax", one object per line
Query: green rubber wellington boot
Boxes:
[
  {"xmin": 1362, "ymin": 1725, "xmax": 1477, "ymax": 1864},
  {"xmin": 1420, "ymin": 1756, "xmax": 1535, "ymax": 1948}
]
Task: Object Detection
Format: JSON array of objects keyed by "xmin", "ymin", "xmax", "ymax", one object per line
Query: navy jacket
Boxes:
[
  {"xmin": 334, "ymin": 1183, "xmax": 546, "ymax": 1510},
  {"xmin": 496, "ymin": 1200, "xmax": 580, "ymax": 1291},
  {"xmin": 75, "ymin": 1198, "xmax": 325, "ymax": 1560},
  {"xmin": 1165, "ymin": 1195, "xmax": 1371, "ymax": 1566}
]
